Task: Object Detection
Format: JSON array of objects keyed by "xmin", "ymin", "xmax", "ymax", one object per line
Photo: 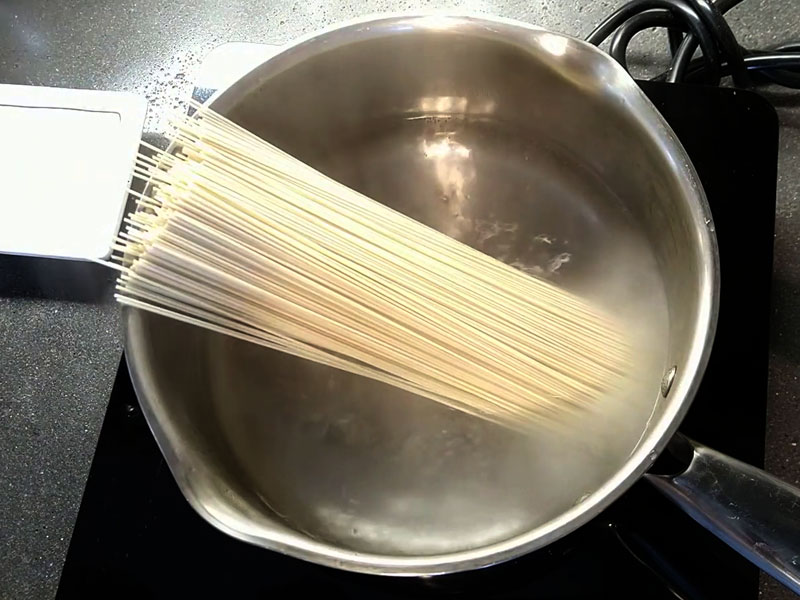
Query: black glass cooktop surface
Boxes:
[{"xmin": 56, "ymin": 80, "xmax": 779, "ymax": 599}]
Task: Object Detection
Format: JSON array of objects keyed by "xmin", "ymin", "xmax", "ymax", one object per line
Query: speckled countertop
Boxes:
[{"xmin": 0, "ymin": 1, "xmax": 798, "ymax": 599}]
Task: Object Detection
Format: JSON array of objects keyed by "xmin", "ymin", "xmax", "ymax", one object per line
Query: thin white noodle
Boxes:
[{"xmin": 111, "ymin": 105, "xmax": 632, "ymax": 431}]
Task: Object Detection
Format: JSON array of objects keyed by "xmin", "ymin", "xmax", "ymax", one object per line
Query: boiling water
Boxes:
[{"xmin": 209, "ymin": 115, "xmax": 671, "ymax": 555}]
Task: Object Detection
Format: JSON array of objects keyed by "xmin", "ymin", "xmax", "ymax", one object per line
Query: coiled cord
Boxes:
[{"xmin": 587, "ymin": 0, "xmax": 800, "ymax": 89}]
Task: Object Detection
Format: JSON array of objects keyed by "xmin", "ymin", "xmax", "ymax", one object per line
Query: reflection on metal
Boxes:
[
  {"xmin": 661, "ymin": 366, "xmax": 677, "ymax": 398},
  {"xmin": 539, "ymin": 33, "xmax": 570, "ymax": 57},
  {"xmin": 416, "ymin": 96, "xmax": 496, "ymax": 115}
]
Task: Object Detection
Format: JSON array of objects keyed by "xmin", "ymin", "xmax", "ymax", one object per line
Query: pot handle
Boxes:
[{"xmin": 645, "ymin": 434, "xmax": 800, "ymax": 594}]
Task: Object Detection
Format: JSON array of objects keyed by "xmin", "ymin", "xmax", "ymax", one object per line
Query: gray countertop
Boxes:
[{"xmin": 1, "ymin": 1, "xmax": 798, "ymax": 598}]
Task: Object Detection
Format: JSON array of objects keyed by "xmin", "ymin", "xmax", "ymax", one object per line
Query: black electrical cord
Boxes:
[
  {"xmin": 587, "ymin": 0, "xmax": 800, "ymax": 90},
  {"xmin": 668, "ymin": 27, "xmax": 684, "ymax": 55},
  {"xmin": 608, "ymin": 10, "xmax": 686, "ymax": 72},
  {"xmin": 688, "ymin": 0, "xmax": 748, "ymax": 85},
  {"xmin": 586, "ymin": 0, "xmax": 723, "ymax": 83},
  {"xmin": 657, "ymin": 51, "xmax": 800, "ymax": 88},
  {"xmin": 757, "ymin": 44, "xmax": 800, "ymax": 88}
]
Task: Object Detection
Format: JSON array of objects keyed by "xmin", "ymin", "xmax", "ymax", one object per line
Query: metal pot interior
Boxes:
[{"xmin": 124, "ymin": 15, "xmax": 717, "ymax": 573}]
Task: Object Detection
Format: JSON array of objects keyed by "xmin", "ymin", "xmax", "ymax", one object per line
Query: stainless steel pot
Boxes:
[{"xmin": 123, "ymin": 13, "xmax": 800, "ymax": 591}]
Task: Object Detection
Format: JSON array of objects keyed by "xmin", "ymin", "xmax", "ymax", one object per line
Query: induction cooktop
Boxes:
[{"xmin": 56, "ymin": 78, "xmax": 778, "ymax": 599}]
